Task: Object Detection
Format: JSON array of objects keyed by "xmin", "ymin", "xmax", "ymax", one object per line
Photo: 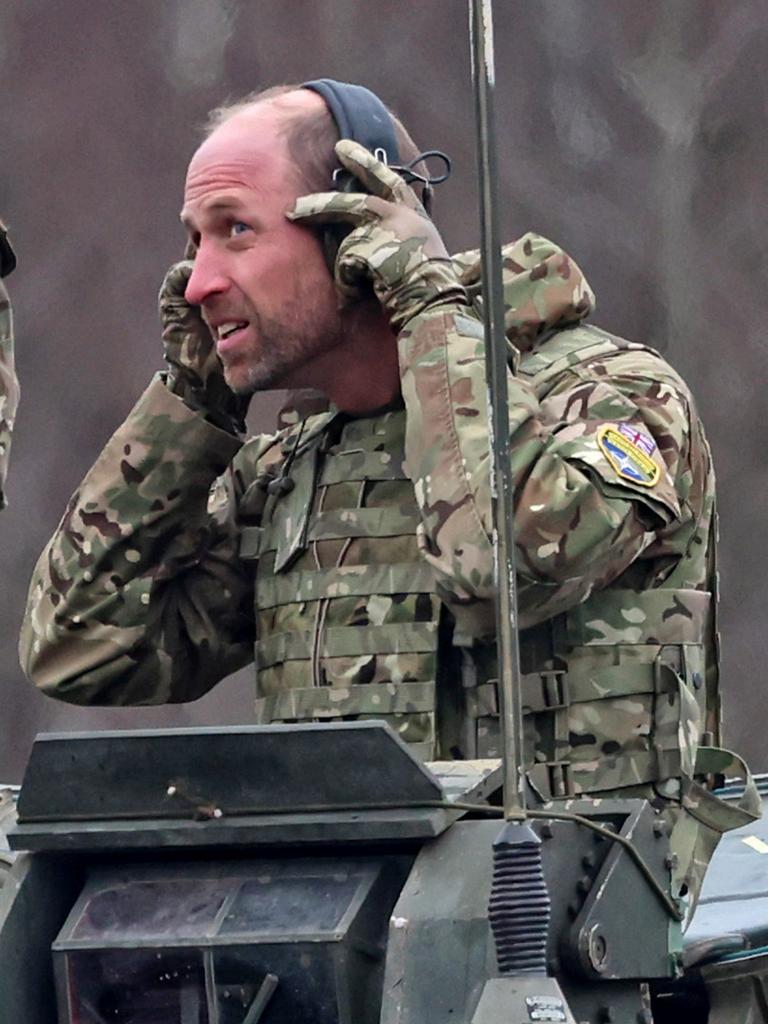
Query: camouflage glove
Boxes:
[
  {"xmin": 288, "ymin": 140, "xmax": 467, "ymax": 332},
  {"xmin": 159, "ymin": 260, "xmax": 250, "ymax": 434},
  {"xmin": 0, "ymin": 219, "xmax": 19, "ymax": 510}
]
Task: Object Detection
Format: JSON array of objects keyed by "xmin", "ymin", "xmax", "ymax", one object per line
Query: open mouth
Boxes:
[
  {"xmin": 218, "ymin": 320, "xmax": 248, "ymax": 340},
  {"xmin": 215, "ymin": 321, "xmax": 250, "ymax": 352}
]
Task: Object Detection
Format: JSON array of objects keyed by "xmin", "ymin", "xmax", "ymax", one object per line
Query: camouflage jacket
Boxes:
[
  {"xmin": 0, "ymin": 220, "xmax": 19, "ymax": 510},
  {"xmin": 24, "ymin": 231, "xmax": 762, "ymax": 909},
  {"xmin": 21, "ymin": 233, "xmax": 713, "ymax": 706}
]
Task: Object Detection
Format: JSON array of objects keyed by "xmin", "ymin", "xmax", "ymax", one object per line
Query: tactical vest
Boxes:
[
  {"xmin": 238, "ymin": 324, "xmax": 729, "ymax": 805},
  {"xmin": 240, "ymin": 407, "xmax": 444, "ymax": 761}
]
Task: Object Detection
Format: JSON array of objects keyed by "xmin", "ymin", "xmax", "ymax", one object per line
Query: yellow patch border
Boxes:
[{"xmin": 596, "ymin": 424, "xmax": 661, "ymax": 489}]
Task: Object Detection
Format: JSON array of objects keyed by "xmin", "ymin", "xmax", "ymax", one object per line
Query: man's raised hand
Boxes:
[
  {"xmin": 158, "ymin": 260, "xmax": 250, "ymax": 433},
  {"xmin": 288, "ymin": 140, "xmax": 467, "ymax": 331}
]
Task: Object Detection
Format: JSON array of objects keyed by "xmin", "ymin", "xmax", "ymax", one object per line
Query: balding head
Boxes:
[
  {"xmin": 202, "ymin": 83, "xmax": 425, "ymax": 199},
  {"xmin": 191, "ymin": 88, "xmax": 324, "ymax": 191},
  {"xmin": 208, "ymin": 85, "xmax": 327, "ymax": 131}
]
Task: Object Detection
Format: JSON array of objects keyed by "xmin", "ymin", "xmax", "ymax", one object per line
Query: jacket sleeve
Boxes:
[
  {"xmin": 397, "ymin": 303, "xmax": 694, "ymax": 634},
  {"xmin": 19, "ymin": 374, "xmax": 265, "ymax": 705},
  {"xmin": 0, "ymin": 278, "xmax": 19, "ymax": 510}
]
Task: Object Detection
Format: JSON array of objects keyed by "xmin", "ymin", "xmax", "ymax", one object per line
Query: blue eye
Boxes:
[{"xmin": 230, "ymin": 221, "xmax": 250, "ymax": 237}]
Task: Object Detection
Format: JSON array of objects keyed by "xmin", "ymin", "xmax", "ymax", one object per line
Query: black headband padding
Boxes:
[{"xmin": 302, "ymin": 78, "xmax": 401, "ymax": 165}]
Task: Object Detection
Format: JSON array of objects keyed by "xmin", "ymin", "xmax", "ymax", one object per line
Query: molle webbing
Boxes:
[
  {"xmin": 256, "ymin": 563, "xmax": 436, "ymax": 609},
  {"xmin": 318, "ymin": 451, "xmax": 408, "ymax": 485},
  {"xmin": 251, "ymin": 507, "xmax": 422, "ymax": 557},
  {"xmin": 247, "ymin": 383, "xmax": 716, "ymax": 788},
  {"xmin": 249, "ymin": 407, "xmax": 443, "ymax": 760},
  {"xmin": 255, "ymin": 622, "xmax": 439, "ymax": 668},
  {"xmin": 242, "ymin": 508, "xmax": 423, "ymax": 559},
  {"xmin": 469, "ymin": 662, "xmax": 690, "ymax": 796},
  {"xmin": 527, "ymin": 750, "xmax": 687, "ymax": 802},
  {"xmin": 255, "ymin": 680, "xmax": 436, "ymax": 721},
  {"xmin": 253, "ymin": 679, "xmax": 437, "ymax": 762},
  {"xmin": 465, "ymin": 587, "xmax": 712, "ymax": 796},
  {"xmin": 467, "ymin": 661, "xmax": 676, "ymax": 719}
]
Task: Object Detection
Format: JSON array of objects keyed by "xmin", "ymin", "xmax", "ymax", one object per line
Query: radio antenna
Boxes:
[{"xmin": 468, "ymin": 0, "xmax": 551, "ymax": 980}]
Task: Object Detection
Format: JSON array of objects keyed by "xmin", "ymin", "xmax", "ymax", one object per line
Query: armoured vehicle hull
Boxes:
[{"xmin": 0, "ymin": 723, "xmax": 766, "ymax": 1023}]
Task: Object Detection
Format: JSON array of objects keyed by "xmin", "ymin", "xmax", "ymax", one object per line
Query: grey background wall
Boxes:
[{"xmin": 1, "ymin": 1, "xmax": 766, "ymax": 781}]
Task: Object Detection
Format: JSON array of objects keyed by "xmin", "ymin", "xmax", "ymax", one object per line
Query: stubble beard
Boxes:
[{"xmin": 223, "ymin": 298, "xmax": 344, "ymax": 394}]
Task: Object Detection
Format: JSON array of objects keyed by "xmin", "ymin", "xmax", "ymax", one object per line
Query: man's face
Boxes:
[{"xmin": 181, "ymin": 99, "xmax": 342, "ymax": 393}]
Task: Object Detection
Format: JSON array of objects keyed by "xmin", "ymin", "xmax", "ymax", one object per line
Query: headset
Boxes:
[{"xmin": 301, "ymin": 78, "xmax": 451, "ymax": 272}]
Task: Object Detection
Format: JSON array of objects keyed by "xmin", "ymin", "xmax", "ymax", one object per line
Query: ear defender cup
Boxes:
[
  {"xmin": 302, "ymin": 79, "xmax": 402, "ymax": 276},
  {"xmin": 316, "ymin": 173, "xmax": 367, "ymax": 286},
  {"xmin": 300, "ymin": 79, "xmax": 452, "ymax": 278}
]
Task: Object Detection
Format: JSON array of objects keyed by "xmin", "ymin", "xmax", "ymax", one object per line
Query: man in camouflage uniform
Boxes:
[
  {"xmin": 0, "ymin": 218, "xmax": 19, "ymax": 510},
  {"xmin": 19, "ymin": 85, "xmax": 757, "ymax": 911}
]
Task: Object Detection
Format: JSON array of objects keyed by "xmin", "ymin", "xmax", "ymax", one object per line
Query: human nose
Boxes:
[{"xmin": 184, "ymin": 243, "xmax": 230, "ymax": 306}]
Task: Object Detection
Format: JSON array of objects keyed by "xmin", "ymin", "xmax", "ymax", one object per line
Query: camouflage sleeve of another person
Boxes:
[
  {"xmin": 0, "ymin": 222, "xmax": 20, "ymax": 509},
  {"xmin": 397, "ymin": 298, "xmax": 693, "ymax": 634},
  {"xmin": 19, "ymin": 374, "xmax": 260, "ymax": 705}
]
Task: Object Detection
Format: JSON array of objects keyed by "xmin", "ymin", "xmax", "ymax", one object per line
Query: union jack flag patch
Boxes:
[
  {"xmin": 617, "ymin": 422, "xmax": 657, "ymax": 457},
  {"xmin": 597, "ymin": 423, "xmax": 661, "ymax": 488}
]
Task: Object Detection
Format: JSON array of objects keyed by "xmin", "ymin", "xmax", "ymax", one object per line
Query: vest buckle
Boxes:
[
  {"xmin": 469, "ymin": 670, "xmax": 569, "ymax": 720},
  {"xmin": 528, "ymin": 760, "xmax": 575, "ymax": 800},
  {"xmin": 521, "ymin": 669, "xmax": 569, "ymax": 714}
]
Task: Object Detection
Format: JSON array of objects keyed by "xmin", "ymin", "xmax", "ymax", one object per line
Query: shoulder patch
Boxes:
[{"xmin": 596, "ymin": 423, "xmax": 660, "ymax": 488}]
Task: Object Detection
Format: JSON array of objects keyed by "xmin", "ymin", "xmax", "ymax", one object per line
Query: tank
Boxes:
[{"xmin": 0, "ymin": 721, "xmax": 766, "ymax": 1024}]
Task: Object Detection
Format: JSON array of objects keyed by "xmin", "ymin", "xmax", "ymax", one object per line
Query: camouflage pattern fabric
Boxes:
[
  {"xmin": 19, "ymin": 148, "xmax": 757, "ymax": 912},
  {"xmin": 289, "ymin": 140, "xmax": 465, "ymax": 330},
  {"xmin": 0, "ymin": 219, "xmax": 19, "ymax": 510},
  {"xmin": 243, "ymin": 404, "xmax": 444, "ymax": 763},
  {"xmin": 159, "ymin": 260, "xmax": 250, "ymax": 434}
]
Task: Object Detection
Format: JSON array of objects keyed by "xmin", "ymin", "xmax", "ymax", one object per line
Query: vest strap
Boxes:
[
  {"xmin": 528, "ymin": 748, "xmax": 685, "ymax": 799},
  {"xmin": 527, "ymin": 762, "xmax": 576, "ymax": 799},
  {"xmin": 306, "ymin": 507, "xmax": 421, "ymax": 543},
  {"xmin": 682, "ymin": 747, "xmax": 761, "ymax": 832},
  {"xmin": 271, "ymin": 433, "xmax": 322, "ymax": 573},
  {"xmin": 240, "ymin": 526, "xmax": 262, "ymax": 559},
  {"xmin": 467, "ymin": 661, "xmax": 676, "ymax": 721},
  {"xmin": 256, "ymin": 622, "xmax": 439, "ymax": 668},
  {"xmin": 254, "ymin": 508, "xmax": 422, "ymax": 557},
  {"xmin": 255, "ymin": 680, "xmax": 436, "ymax": 720},
  {"xmin": 246, "ymin": 509, "xmax": 420, "ymax": 558},
  {"xmin": 525, "ymin": 668, "xmax": 727, "ymax": 798},
  {"xmin": 319, "ymin": 451, "xmax": 408, "ymax": 486},
  {"xmin": 256, "ymin": 562, "xmax": 437, "ymax": 609}
]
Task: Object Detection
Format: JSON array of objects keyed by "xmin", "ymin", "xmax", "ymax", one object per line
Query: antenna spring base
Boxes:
[{"xmin": 489, "ymin": 821, "xmax": 551, "ymax": 976}]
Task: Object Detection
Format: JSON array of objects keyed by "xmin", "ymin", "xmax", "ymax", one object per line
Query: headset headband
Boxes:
[{"xmin": 302, "ymin": 78, "xmax": 401, "ymax": 166}]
